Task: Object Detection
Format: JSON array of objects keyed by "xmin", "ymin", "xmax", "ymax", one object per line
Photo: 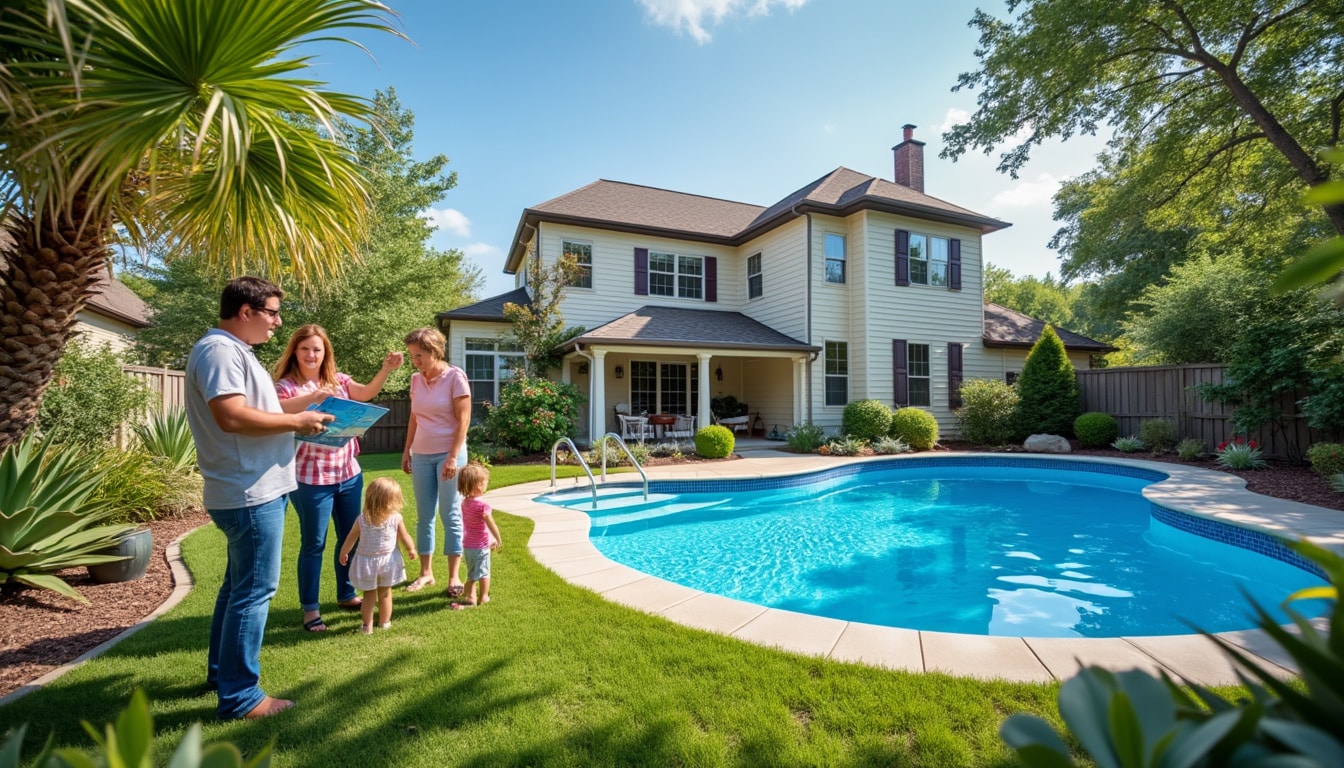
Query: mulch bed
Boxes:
[
  {"xmin": 2, "ymin": 446, "xmax": 1339, "ymax": 701},
  {"xmin": 0, "ymin": 511, "xmax": 209, "ymax": 700}
]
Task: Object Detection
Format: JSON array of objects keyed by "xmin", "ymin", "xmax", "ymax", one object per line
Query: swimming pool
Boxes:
[{"xmin": 537, "ymin": 458, "xmax": 1328, "ymax": 638}]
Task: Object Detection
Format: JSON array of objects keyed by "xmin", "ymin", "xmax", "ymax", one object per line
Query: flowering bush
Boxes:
[
  {"xmin": 482, "ymin": 375, "xmax": 584, "ymax": 453},
  {"xmin": 1216, "ymin": 436, "xmax": 1268, "ymax": 470},
  {"xmin": 1306, "ymin": 442, "xmax": 1344, "ymax": 479}
]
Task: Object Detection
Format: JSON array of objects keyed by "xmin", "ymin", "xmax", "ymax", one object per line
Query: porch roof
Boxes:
[
  {"xmin": 435, "ymin": 286, "xmax": 530, "ymax": 322},
  {"xmin": 564, "ymin": 306, "xmax": 818, "ymax": 354},
  {"xmin": 982, "ymin": 303, "xmax": 1114, "ymax": 352}
]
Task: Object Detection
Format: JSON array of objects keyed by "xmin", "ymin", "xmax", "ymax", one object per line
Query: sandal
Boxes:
[
  {"xmin": 446, "ymin": 583, "xmax": 465, "ymax": 598},
  {"xmin": 302, "ymin": 617, "xmax": 327, "ymax": 633},
  {"xmin": 337, "ymin": 598, "xmax": 363, "ymax": 611},
  {"xmin": 405, "ymin": 576, "xmax": 435, "ymax": 592}
]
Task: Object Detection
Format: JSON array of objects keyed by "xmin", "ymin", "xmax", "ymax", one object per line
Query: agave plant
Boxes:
[
  {"xmin": 133, "ymin": 408, "xmax": 197, "ymax": 472},
  {"xmin": 0, "ymin": 434, "xmax": 137, "ymax": 603}
]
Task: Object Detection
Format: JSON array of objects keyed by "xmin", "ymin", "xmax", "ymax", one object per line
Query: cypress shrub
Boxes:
[
  {"xmin": 1014, "ymin": 326, "xmax": 1080, "ymax": 437},
  {"xmin": 841, "ymin": 399, "xmax": 893, "ymax": 441}
]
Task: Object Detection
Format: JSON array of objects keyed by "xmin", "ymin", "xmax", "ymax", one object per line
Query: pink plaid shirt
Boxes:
[{"xmin": 276, "ymin": 373, "xmax": 361, "ymax": 486}]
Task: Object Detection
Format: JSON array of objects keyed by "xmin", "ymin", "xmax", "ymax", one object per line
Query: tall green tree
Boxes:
[
  {"xmin": 983, "ymin": 262, "xmax": 1078, "ymax": 329},
  {"xmin": 944, "ymin": 0, "xmax": 1344, "ymax": 236},
  {"xmin": 1122, "ymin": 256, "xmax": 1262, "ymax": 364},
  {"xmin": 133, "ymin": 90, "xmax": 481, "ymax": 388},
  {"xmin": 1014, "ymin": 326, "xmax": 1081, "ymax": 438},
  {"xmin": 0, "ymin": 0, "xmax": 400, "ymax": 450}
]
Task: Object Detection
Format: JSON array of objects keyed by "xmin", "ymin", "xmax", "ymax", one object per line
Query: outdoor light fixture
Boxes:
[
  {"xmin": 614, "ymin": 365, "xmax": 624, "ymax": 379},
  {"xmin": 715, "ymin": 366, "xmax": 723, "ymax": 381}
]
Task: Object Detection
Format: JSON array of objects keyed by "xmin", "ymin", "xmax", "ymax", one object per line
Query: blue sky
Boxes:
[{"xmin": 313, "ymin": 0, "xmax": 1110, "ymax": 299}]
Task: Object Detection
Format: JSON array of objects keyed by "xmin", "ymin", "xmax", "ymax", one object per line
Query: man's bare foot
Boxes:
[
  {"xmin": 405, "ymin": 575, "xmax": 435, "ymax": 592},
  {"xmin": 243, "ymin": 696, "xmax": 294, "ymax": 719}
]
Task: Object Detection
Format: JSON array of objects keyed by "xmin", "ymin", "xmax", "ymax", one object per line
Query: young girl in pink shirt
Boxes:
[{"xmin": 451, "ymin": 463, "xmax": 501, "ymax": 609}]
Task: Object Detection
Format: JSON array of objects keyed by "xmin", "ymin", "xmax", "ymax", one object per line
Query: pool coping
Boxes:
[{"xmin": 487, "ymin": 451, "xmax": 1341, "ymax": 685}]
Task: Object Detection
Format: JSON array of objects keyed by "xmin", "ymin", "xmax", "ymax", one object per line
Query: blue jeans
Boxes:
[
  {"xmin": 206, "ymin": 496, "xmax": 286, "ymax": 720},
  {"xmin": 411, "ymin": 449, "xmax": 467, "ymax": 555},
  {"xmin": 291, "ymin": 474, "xmax": 362, "ymax": 611}
]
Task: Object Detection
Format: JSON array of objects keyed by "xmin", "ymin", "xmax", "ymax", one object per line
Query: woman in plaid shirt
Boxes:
[{"xmin": 273, "ymin": 324, "xmax": 403, "ymax": 632}]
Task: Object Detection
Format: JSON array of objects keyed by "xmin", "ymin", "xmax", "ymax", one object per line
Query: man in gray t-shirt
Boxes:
[{"xmin": 184, "ymin": 276, "xmax": 332, "ymax": 720}]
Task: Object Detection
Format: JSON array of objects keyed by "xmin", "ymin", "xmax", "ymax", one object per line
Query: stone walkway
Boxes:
[{"xmin": 488, "ymin": 451, "xmax": 1340, "ymax": 685}]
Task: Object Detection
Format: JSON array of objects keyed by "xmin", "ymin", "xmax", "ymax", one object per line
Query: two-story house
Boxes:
[{"xmin": 438, "ymin": 126, "xmax": 1109, "ymax": 444}]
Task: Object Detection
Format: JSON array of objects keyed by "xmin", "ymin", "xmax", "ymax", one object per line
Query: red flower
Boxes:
[{"xmin": 1217, "ymin": 442, "xmax": 1227, "ymax": 451}]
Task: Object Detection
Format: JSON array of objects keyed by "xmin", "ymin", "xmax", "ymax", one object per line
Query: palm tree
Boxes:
[{"xmin": 0, "ymin": 0, "xmax": 399, "ymax": 450}]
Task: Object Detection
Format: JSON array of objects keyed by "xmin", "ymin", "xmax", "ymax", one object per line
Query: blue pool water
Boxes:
[{"xmin": 541, "ymin": 462, "xmax": 1328, "ymax": 637}]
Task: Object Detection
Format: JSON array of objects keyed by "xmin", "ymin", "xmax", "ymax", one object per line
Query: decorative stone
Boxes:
[{"xmin": 1024, "ymin": 434, "xmax": 1071, "ymax": 453}]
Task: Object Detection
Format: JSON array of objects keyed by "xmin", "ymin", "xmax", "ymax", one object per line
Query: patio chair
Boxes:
[
  {"xmin": 617, "ymin": 414, "xmax": 653, "ymax": 442},
  {"xmin": 665, "ymin": 413, "xmax": 695, "ymax": 439},
  {"xmin": 713, "ymin": 413, "xmax": 750, "ymax": 437}
]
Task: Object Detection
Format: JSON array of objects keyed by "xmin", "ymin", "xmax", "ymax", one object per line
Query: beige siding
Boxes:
[
  {"xmin": 444, "ymin": 320, "xmax": 513, "ymax": 368},
  {"xmin": 738, "ymin": 217, "xmax": 807, "ymax": 341},
  {"xmin": 537, "ymin": 223, "xmax": 742, "ymax": 330},
  {"xmin": 809, "ymin": 214, "xmax": 853, "ymax": 431},
  {"xmin": 73, "ymin": 312, "xmax": 139, "ymax": 355}
]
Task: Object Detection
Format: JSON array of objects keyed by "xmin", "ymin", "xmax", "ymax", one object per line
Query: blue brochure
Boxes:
[{"xmin": 299, "ymin": 398, "xmax": 390, "ymax": 447}]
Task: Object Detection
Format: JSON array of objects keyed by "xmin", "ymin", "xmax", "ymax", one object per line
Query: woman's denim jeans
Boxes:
[
  {"xmin": 411, "ymin": 448, "xmax": 468, "ymax": 555},
  {"xmin": 206, "ymin": 495, "xmax": 286, "ymax": 720},
  {"xmin": 290, "ymin": 474, "xmax": 362, "ymax": 611}
]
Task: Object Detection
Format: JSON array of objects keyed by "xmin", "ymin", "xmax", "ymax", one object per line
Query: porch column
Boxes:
[
  {"xmin": 794, "ymin": 356, "xmax": 806, "ymax": 426},
  {"xmin": 592, "ymin": 349, "xmax": 607, "ymax": 442},
  {"xmin": 560, "ymin": 357, "xmax": 572, "ymax": 385},
  {"xmin": 697, "ymin": 352, "xmax": 713, "ymax": 430}
]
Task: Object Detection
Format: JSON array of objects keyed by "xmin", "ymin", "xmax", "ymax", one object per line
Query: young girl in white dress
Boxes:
[{"xmin": 339, "ymin": 478, "xmax": 417, "ymax": 634}]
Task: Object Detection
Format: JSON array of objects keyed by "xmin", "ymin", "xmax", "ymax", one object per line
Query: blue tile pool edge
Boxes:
[{"xmin": 543, "ymin": 454, "xmax": 1328, "ymax": 580}]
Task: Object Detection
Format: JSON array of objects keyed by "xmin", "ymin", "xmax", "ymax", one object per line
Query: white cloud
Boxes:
[
  {"xmin": 939, "ymin": 108, "xmax": 970, "ymax": 133},
  {"xmin": 638, "ymin": 0, "xmax": 808, "ymax": 44},
  {"xmin": 991, "ymin": 173, "xmax": 1060, "ymax": 209},
  {"xmin": 463, "ymin": 242, "xmax": 502, "ymax": 259},
  {"xmin": 420, "ymin": 207, "xmax": 471, "ymax": 237}
]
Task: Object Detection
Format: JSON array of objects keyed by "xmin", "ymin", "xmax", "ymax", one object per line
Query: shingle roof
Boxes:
[
  {"xmin": 436, "ymin": 287, "xmax": 531, "ymax": 322},
  {"xmin": 983, "ymin": 303, "xmax": 1113, "ymax": 352},
  {"xmin": 567, "ymin": 306, "xmax": 817, "ymax": 353},
  {"xmin": 85, "ymin": 274, "xmax": 151, "ymax": 328},
  {"xmin": 506, "ymin": 170, "xmax": 1011, "ymax": 273}
]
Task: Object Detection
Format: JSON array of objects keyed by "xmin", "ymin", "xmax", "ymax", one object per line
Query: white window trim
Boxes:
[
  {"xmin": 648, "ymin": 250, "xmax": 705, "ymax": 300},
  {"xmin": 907, "ymin": 342, "xmax": 931, "ymax": 407},
  {"xmin": 562, "ymin": 239, "xmax": 594, "ymax": 290},
  {"xmin": 824, "ymin": 233, "xmax": 846, "ymax": 285},
  {"xmin": 463, "ymin": 338, "xmax": 525, "ymax": 405},
  {"xmin": 907, "ymin": 233, "xmax": 950, "ymax": 287},
  {"xmin": 747, "ymin": 252, "xmax": 763, "ymax": 301},
  {"xmin": 823, "ymin": 340, "xmax": 849, "ymax": 407}
]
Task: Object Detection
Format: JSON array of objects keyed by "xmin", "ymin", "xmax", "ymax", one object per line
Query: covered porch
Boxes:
[{"xmin": 556, "ymin": 306, "xmax": 818, "ymax": 445}]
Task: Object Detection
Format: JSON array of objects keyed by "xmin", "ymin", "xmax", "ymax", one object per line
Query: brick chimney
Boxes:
[{"xmin": 892, "ymin": 123, "xmax": 925, "ymax": 193}]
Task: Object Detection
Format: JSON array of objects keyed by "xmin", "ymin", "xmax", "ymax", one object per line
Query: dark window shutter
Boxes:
[
  {"xmin": 948, "ymin": 342, "xmax": 964, "ymax": 409},
  {"xmin": 895, "ymin": 229, "xmax": 910, "ymax": 286},
  {"xmin": 892, "ymin": 339, "xmax": 908, "ymax": 407},
  {"xmin": 705, "ymin": 256, "xmax": 717, "ymax": 302},
  {"xmin": 634, "ymin": 248, "xmax": 648, "ymax": 296},
  {"xmin": 949, "ymin": 238, "xmax": 962, "ymax": 291}
]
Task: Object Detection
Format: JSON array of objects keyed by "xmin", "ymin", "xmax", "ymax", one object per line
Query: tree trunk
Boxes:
[{"xmin": 0, "ymin": 194, "xmax": 112, "ymax": 451}]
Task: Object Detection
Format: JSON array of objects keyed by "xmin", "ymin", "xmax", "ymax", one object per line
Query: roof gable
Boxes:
[{"xmin": 982, "ymin": 303, "xmax": 1113, "ymax": 352}]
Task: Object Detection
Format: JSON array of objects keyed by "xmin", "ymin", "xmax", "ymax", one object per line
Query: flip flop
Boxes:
[
  {"xmin": 302, "ymin": 617, "xmax": 327, "ymax": 633},
  {"xmin": 405, "ymin": 576, "xmax": 435, "ymax": 592},
  {"xmin": 446, "ymin": 583, "xmax": 465, "ymax": 598},
  {"xmin": 337, "ymin": 598, "xmax": 363, "ymax": 611}
]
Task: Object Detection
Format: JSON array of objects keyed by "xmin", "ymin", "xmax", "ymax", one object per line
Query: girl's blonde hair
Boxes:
[
  {"xmin": 363, "ymin": 477, "xmax": 404, "ymax": 525},
  {"xmin": 272, "ymin": 324, "xmax": 339, "ymax": 387},
  {"xmin": 457, "ymin": 462, "xmax": 490, "ymax": 497}
]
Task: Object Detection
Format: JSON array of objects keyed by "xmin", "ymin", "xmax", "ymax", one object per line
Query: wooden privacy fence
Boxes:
[
  {"xmin": 1076, "ymin": 364, "xmax": 1320, "ymax": 460},
  {"xmin": 361, "ymin": 398, "xmax": 411, "ymax": 453},
  {"xmin": 124, "ymin": 365, "xmax": 187, "ymax": 413}
]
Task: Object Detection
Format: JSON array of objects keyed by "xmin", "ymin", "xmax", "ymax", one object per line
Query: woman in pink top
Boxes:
[
  {"xmin": 401, "ymin": 327, "xmax": 472, "ymax": 597},
  {"xmin": 273, "ymin": 324, "xmax": 403, "ymax": 632}
]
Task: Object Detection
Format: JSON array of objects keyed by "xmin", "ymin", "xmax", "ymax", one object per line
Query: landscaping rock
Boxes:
[{"xmin": 1024, "ymin": 434, "xmax": 1071, "ymax": 453}]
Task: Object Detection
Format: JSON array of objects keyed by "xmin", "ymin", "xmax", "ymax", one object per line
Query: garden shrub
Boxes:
[
  {"xmin": 1111, "ymin": 436, "xmax": 1145, "ymax": 452},
  {"xmin": 841, "ymin": 399, "xmax": 892, "ymax": 441},
  {"xmin": 483, "ymin": 375, "xmax": 584, "ymax": 453},
  {"xmin": 1073, "ymin": 412, "xmax": 1118, "ymax": 447},
  {"xmin": 694, "ymin": 425, "xmax": 735, "ymax": 458},
  {"xmin": 1014, "ymin": 326, "xmax": 1081, "ymax": 438},
  {"xmin": 1138, "ymin": 418, "xmax": 1177, "ymax": 451},
  {"xmin": 93, "ymin": 448, "xmax": 202, "ymax": 524},
  {"xmin": 823, "ymin": 435, "xmax": 866, "ymax": 456},
  {"xmin": 649, "ymin": 441, "xmax": 687, "ymax": 458},
  {"xmin": 955, "ymin": 379, "xmax": 1019, "ymax": 445},
  {"xmin": 1175, "ymin": 438, "xmax": 1204, "ymax": 461},
  {"xmin": 1306, "ymin": 442, "xmax": 1344, "ymax": 478},
  {"xmin": 890, "ymin": 407, "xmax": 939, "ymax": 450},
  {"xmin": 871, "ymin": 435, "xmax": 911, "ymax": 455},
  {"xmin": 36, "ymin": 340, "xmax": 152, "ymax": 447},
  {"xmin": 785, "ymin": 423, "xmax": 826, "ymax": 453}
]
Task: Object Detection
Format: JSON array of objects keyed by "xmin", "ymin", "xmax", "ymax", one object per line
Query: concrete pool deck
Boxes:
[{"xmin": 486, "ymin": 451, "xmax": 1342, "ymax": 685}]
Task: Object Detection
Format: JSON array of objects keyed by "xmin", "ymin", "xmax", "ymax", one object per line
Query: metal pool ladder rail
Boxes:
[{"xmin": 549, "ymin": 434, "xmax": 648, "ymax": 510}]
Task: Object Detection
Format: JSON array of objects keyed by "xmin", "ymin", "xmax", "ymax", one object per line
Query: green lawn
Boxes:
[{"xmin": 0, "ymin": 453, "xmax": 1065, "ymax": 767}]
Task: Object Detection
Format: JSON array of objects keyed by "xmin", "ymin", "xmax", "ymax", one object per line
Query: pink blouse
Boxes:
[
  {"xmin": 276, "ymin": 373, "xmax": 360, "ymax": 486},
  {"xmin": 409, "ymin": 365, "xmax": 471, "ymax": 455}
]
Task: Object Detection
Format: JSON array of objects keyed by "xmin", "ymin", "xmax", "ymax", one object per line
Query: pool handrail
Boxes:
[
  {"xmin": 550, "ymin": 437, "xmax": 597, "ymax": 509},
  {"xmin": 598, "ymin": 432, "xmax": 649, "ymax": 502}
]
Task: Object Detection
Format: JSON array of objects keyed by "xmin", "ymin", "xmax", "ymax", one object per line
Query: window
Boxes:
[
  {"xmin": 563, "ymin": 240, "xmax": 592, "ymax": 288},
  {"xmin": 649, "ymin": 251, "xmax": 703, "ymax": 299},
  {"xmin": 825, "ymin": 341, "xmax": 848, "ymax": 406},
  {"xmin": 1005, "ymin": 371, "xmax": 1019, "ymax": 386},
  {"xmin": 464, "ymin": 338, "xmax": 525, "ymax": 419},
  {"xmin": 747, "ymin": 253, "xmax": 763, "ymax": 299},
  {"xmin": 908, "ymin": 234, "xmax": 949, "ymax": 286},
  {"xmin": 629, "ymin": 360, "xmax": 696, "ymax": 416},
  {"xmin": 908, "ymin": 343, "xmax": 930, "ymax": 406},
  {"xmin": 825, "ymin": 234, "xmax": 846, "ymax": 284}
]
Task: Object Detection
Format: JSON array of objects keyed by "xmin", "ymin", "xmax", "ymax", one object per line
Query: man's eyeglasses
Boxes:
[{"xmin": 251, "ymin": 305, "xmax": 281, "ymax": 319}]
